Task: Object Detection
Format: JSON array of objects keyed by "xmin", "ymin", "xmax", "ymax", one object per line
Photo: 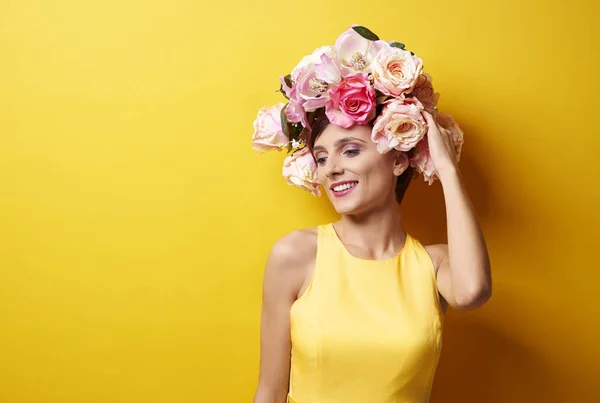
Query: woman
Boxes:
[{"xmin": 252, "ymin": 26, "xmax": 492, "ymax": 403}]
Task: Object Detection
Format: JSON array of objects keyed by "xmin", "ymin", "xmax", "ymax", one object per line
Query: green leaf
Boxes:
[
  {"xmin": 352, "ymin": 26, "xmax": 379, "ymax": 41},
  {"xmin": 283, "ymin": 74, "xmax": 292, "ymax": 88},
  {"xmin": 278, "ymin": 74, "xmax": 294, "ymax": 101},
  {"xmin": 390, "ymin": 41, "xmax": 405, "ymax": 49},
  {"xmin": 278, "ymin": 86, "xmax": 290, "ymax": 100},
  {"xmin": 280, "ymin": 103, "xmax": 290, "ymax": 138},
  {"xmin": 278, "ymin": 74, "xmax": 293, "ymax": 100}
]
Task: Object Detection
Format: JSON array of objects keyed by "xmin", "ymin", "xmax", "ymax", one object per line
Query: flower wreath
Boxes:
[{"xmin": 252, "ymin": 25, "xmax": 464, "ymax": 197}]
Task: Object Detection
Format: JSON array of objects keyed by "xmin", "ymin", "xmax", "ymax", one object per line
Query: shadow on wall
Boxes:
[
  {"xmin": 402, "ymin": 122, "xmax": 498, "ymax": 245},
  {"xmin": 430, "ymin": 314, "xmax": 567, "ymax": 403},
  {"xmin": 401, "ymin": 126, "xmax": 569, "ymax": 402}
]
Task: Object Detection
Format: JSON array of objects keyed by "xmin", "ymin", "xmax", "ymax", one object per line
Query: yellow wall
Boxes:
[{"xmin": 0, "ymin": 1, "xmax": 598, "ymax": 401}]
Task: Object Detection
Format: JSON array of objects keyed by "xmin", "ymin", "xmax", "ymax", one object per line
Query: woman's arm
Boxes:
[
  {"xmin": 436, "ymin": 169, "xmax": 492, "ymax": 311},
  {"xmin": 423, "ymin": 112, "xmax": 492, "ymax": 311},
  {"xmin": 253, "ymin": 231, "xmax": 313, "ymax": 403}
]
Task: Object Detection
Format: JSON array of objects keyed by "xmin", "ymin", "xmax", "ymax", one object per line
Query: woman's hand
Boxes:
[
  {"xmin": 421, "ymin": 112, "xmax": 492, "ymax": 311},
  {"xmin": 422, "ymin": 111, "xmax": 460, "ymax": 181}
]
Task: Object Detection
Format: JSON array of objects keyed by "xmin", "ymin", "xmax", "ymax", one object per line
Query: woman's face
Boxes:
[{"xmin": 312, "ymin": 123, "xmax": 403, "ymax": 215}]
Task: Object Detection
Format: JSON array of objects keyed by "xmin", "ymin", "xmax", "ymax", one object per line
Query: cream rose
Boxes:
[
  {"xmin": 371, "ymin": 98, "xmax": 427, "ymax": 154},
  {"xmin": 372, "ymin": 47, "xmax": 423, "ymax": 97},
  {"xmin": 282, "ymin": 147, "xmax": 321, "ymax": 197},
  {"xmin": 252, "ymin": 103, "xmax": 288, "ymax": 152}
]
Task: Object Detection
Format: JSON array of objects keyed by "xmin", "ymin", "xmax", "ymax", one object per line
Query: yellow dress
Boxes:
[{"xmin": 288, "ymin": 223, "xmax": 444, "ymax": 403}]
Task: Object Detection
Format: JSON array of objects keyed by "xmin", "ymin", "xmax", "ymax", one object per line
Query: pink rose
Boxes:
[
  {"xmin": 335, "ymin": 26, "xmax": 390, "ymax": 75},
  {"xmin": 325, "ymin": 73, "xmax": 376, "ymax": 128},
  {"xmin": 282, "ymin": 147, "xmax": 321, "ymax": 197},
  {"xmin": 436, "ymin": 111, "xmax": 464, "ymax": 161},
  {"xmin": 296, "ymin": 53, "xmax": 342, "ymax": 112},
  {"xmin": 372, "ymin": 46, "xmax": 423, "ymax": 97},
  {"xmin": 410, "ymin": 137, "xmax": 437, "ymax": 185},
  {"xmin": 371, "ymin": 98, "xmax": 427, "ymax": 153},
  {"xmin": 408, "ymin": 73, "xmax": 440, "ymax": 114},
  {"xmin": 252, "ymin": 103, "xmax": 288, "ymax": 152}
]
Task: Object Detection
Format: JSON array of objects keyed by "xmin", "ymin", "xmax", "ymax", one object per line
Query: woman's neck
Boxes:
[{"xmin": 335, "ymin": 204, "xmax": 406, "ymax": 260}]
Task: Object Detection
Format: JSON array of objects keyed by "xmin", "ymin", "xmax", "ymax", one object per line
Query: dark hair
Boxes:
[{"xmin": 307, "ymin": 115, "xmax": 413, "ymax": 204}]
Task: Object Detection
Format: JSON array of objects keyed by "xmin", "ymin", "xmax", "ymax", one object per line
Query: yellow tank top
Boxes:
[{"xmin": 288, "ymin": 223, "xmax": 444, "ymax": 403}]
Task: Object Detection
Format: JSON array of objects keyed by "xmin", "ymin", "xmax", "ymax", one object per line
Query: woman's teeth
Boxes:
[{"xmin": 333, "ymin": 182, "xmax": 357, "ymax": 192}]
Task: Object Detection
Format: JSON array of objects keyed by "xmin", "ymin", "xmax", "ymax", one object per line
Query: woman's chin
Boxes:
[
  {"xmin": 331, "ymin": 198, "xmax": 363, "ymax": 215},
  {"xmin": 327, "ymin": 189, "xmax": 371, "ymax": 215}
]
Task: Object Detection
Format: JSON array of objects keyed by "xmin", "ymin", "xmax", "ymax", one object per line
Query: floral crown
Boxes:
[{"xmin": 252, "ymin": 25, "xmax": 464, "ymax": 197}]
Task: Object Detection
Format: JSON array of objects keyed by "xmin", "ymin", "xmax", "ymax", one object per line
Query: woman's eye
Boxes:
[
  {"xmin": 344, "ymin": 149, "xmax": 359, "ymax": 157},
  {"xmin": 316, "ymin": 157, "xmax": 327, "ymax": 165}
]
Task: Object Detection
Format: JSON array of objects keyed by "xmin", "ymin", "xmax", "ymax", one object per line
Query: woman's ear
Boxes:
[{"xmin": 392, "ymin": 151, "xmax": 410, "ymax": 176}]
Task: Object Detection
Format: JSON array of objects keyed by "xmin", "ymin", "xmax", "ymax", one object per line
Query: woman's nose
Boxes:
[{"xmin": 325, "ymin": 158, "xmax": 344, "ymax": 178}]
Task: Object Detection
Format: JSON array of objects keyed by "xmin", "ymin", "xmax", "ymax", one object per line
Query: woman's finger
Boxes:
[{"xmin": 423, "ymin": 111, "xmax": 441, "ymax": 134}]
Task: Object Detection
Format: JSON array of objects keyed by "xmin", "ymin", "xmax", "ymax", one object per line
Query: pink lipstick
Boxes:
[{"xmin": 330, "ymin": 181, "xmax": 359, "ymax": 197}]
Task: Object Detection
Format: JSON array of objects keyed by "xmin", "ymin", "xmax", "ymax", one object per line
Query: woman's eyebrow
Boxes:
[
  {"xmin": 335, "ymin": 137, "xmax": 368, "ymax": 147},
  {"xmin": 313, "ymin": 137, "xmax": 367, "ymax": 153}
]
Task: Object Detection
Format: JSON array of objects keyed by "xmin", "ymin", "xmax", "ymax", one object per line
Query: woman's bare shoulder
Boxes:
[
  {"xmin": 262, "ymin": 227, "xmax": 318, "ymax": 304},
  {"xmin": 269, "ymin": 227, "xmax": 318, "ymax": 269}
]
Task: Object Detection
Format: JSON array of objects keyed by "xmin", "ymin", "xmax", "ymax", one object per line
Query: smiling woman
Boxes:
[
  {"xmin": 308, "ymin": 114, "xmax": 414, "ymax": 207},
  {"xmin": 252, "ymin": 25, "xmax": 492, "ymax": 403}
]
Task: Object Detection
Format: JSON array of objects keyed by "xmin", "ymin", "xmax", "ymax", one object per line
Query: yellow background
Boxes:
[{"xmin": 0, "ymin": 0, "xmax": 598, "ymax": 402}]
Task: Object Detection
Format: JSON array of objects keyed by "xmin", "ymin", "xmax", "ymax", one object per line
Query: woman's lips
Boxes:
[{"xmin": 331, "ymin": 181, "xmax": 358, "ymax": 198}]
